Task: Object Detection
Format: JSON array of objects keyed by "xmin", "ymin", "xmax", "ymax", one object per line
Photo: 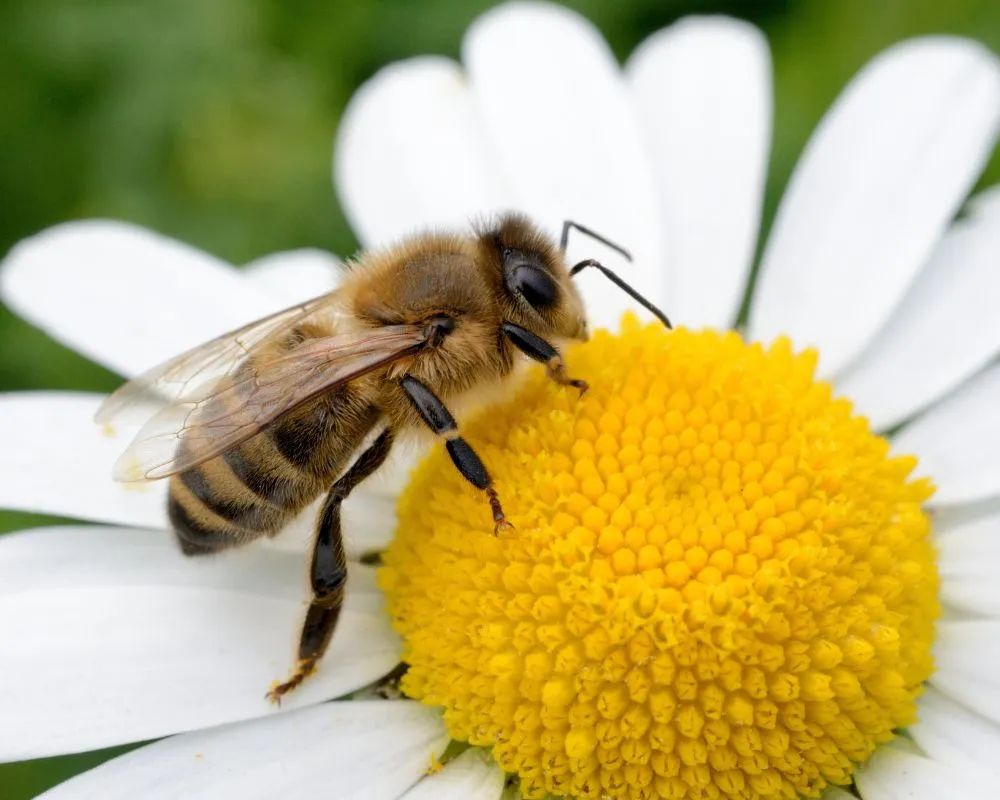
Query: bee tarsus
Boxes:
[{"xmin": 500, "ymin": 321, "xmax": 588, "ymax": 396}]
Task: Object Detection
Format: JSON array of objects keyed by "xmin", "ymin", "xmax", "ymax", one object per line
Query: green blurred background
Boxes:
[{"xmin": 1, "ymin": 0, "xmax": 999, "ymax": 796}]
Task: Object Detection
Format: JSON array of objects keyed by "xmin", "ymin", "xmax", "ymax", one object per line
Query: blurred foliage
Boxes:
[{"xmin": 1, "ymin": 0, "xmax": 999, "ymax": 796}]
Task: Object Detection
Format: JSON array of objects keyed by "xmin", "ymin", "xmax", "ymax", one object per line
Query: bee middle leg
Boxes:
[
  {"xmin": 501, "ymin": 322, "xmax": 588, "ymax": 395},
  {"xmin": 267, "ymin": 428, "xmax": 395, "ymax": 703},
  {"xmin": 399, "ymin": 375, "xmax": 513, "ymax": 536}
]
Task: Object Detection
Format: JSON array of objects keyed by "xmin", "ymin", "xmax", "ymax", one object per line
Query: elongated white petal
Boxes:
[
  {"xmin": 0, "ymin": 221, "xmax": 275, "ymax": 378},
  {"xmin": 933, "ymin": 495, "xmax": 1000, "ymax": 534},
  {"xmin": 749, "ymin": 38, "xmax": 1000, "ymax": 376},
  {"xmin": 967, "ymin": 182, "xmax": 1000, "ymax": 217},
  {"xmin": 819, "ymin": 788, "xmax": 856, "ymax": 800},
  {"xmin": 400, "ymin": 749, "xmax": 505, "ymax": 800},
  {"xmin": 936, "ymin": 510, "xmax": 1000, "ymax": 616},
  {"xmin": 0, "ymin": 391, "xmax": 411, "ymax": 558},
  {"xmin": 262, "ymin": 438, "xmax": 422, "ymax": 557},
  {"xmin": 855, "ymin": 745, "xmax": 994, "ymax": 799},
  {"xmin": 335, "ymin": 57, "xmax": 511, "ymax": 248},
  {"xmin": 39, "ymin": 701, "xmax": 447, "ymax": 800},
  {"xmin": 909, "ymin": 686, "xmax": 1000, "ymax": 781},
  {"xmin": 243, "ymin": 248, "xmax": 343, "ymax": 307},
  {"xmin": 464, "ymin": 3, "xmax": 665, "ymax": 331},
  {"xmin": 626, "ymin": 16, "xmax": 771, "ymax": 329},
  {"xmin": 932, "ymin": 619, "xmax": 1000, "ymax": 726},
  {"xmin": 0, "ymin": 524, "xmax": 388, "ymax": 614},
  {"xmin": 892, "ymin": 361, "xmax": 1000, "ymax": 506},
  {"xmin": 836, "ymin": 189, "xmax": 1000, "ymax": 430},
  {"xmin": 0, "ymin": 392, "xmax": 166, "ymax": 528},
  {"xmin": 0, "ymin": 526, "xmax": 400, "ymax": 761},
  {"xmin": 342, "ymin": 440, "xmax": 421, "ymax": 552},
  {"xmin": 260, "ymin": 489, "xmax": 400, "ymax": 559}
]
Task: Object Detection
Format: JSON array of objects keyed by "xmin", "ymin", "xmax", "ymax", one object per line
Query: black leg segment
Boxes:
[
  {"xmin": 266, "ymin": 428, "xmax": 395, "ymax": 703},
  {"xmin": 400, "ymin": 375, "xmax": 512, "ymax": 535},
  {"xmin": 446, "ymin": 438, "xmax": 489, "ymax": 490},
  {"xmin": 399, "ymin": 375, "xmax": 458, "ymax": 434},
  {"xmin": 501, "ymin": 322, "xmax": 588, "ymax": 395}
]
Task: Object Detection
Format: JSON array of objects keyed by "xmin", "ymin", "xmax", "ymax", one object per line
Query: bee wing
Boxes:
[
  {"xmin": 95, "ymin": 292, "xmax": 342, "ymax": 426},
  {"xmin": 113, "ymin": 324, "xmax": 429, "ymax": 482}
]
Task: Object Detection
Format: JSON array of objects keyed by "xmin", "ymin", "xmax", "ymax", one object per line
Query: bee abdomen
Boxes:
[
  {"xmin": 180, "ymin": 466, "xmax": 287, "ymax": 531},
  {"xmin": 167, "ymin": 489, "xmax": 237, "ymax": 556},
  {"xmin": 167, "ymin": 389, "xmax": 382, "ymax": 557},
  {"xmin": 222, "ymin": 445, "xmax": 302, "ymax": 508},
  {"xmin": 168, "ymin": 461, "xmax": 301, "ymax": 556}
]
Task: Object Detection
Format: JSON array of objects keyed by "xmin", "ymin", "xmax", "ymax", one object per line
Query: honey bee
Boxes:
[{"xmin": 97, "ymin": 214, "xmax": 671, "ymax": 702}]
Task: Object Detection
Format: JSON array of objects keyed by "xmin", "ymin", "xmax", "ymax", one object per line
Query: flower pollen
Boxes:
[{"xmin": 380, "ymin": 317, "xmax": 939, "ymax": 800}]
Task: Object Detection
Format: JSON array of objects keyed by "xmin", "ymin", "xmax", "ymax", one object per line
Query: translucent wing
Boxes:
[
  {"xmin": 113, "ymin": 324, "xmax": 429, "ymax": 482},
  {"xmin": 95, "ymin": 291, "xmax": 342, "ymax": 426}
]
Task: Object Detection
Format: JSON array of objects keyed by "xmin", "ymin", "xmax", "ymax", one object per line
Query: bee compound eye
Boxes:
[{"xmin": 510, "ymin": 264, "xmax": 557, "ymax": 310}]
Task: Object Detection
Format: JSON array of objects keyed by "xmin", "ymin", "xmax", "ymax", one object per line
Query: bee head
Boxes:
[{"xmin": 480, "ymin": 214, "xmax": 588, "ymax": 342}]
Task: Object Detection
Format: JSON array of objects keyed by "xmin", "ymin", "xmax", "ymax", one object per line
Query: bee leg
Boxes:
[
  {"xmin": 267, "ymin": 428, "xmax": 395, "ymax": 704},
  {"xmin": 399, "ymin": 375, "xmax": 513, "ymax": 536},
  {"xmin": 501, "ymin": 322, "xmax": 588, "ymax": 396}
]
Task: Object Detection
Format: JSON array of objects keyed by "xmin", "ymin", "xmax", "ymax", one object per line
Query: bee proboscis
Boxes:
[{"xmin": 98, "ymin": 214, "xmax": 671, "ymax": 701}]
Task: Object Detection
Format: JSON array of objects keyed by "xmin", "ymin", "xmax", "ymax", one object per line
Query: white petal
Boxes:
[
  {"xmin": 937, "ymin": 510, "xmax": 1000, "ymax": 616},
  {"xmin": 749, "ymin": 38, "xmax": 1000, "ymax": 376},
  {"xmin": 909, "ymin": 686, "xmax": 1000, "ymax": 781},
  {"xmin": 339, "ymin": 442, "xmax": 423, "ymax": 555},
  {"xmin": 0, "ymin": 221, "xmax": 275, "ymax": 377},
  {"xmin": 342, "ymin": 439, "xmax": 422, "ymax": 552},
  {"xmin": 855, "ymin": 745, "xmax": 994, "ymax": 799},
  {"xmin": 464, "ymin": 3, "xmax": 665, "ymax": 331},
  {"xmin": 819, "ymin": 788, "xmax": 856, "ymax": 800},
  {"xmin": 934, "ymin": 495, "xmax": 1000, "ymax": 534},
  {"xmin": 626, "ymin": 16, "xmax": 771, "ymax": 329},
  {"xmin": 39, "ymin": 701, "xmax": 447, "ymax": 800},
  {"xmin": 892, "ymin": 361, "xmax": 1000, "ymax": 506},
  {"xmin": 335, "ymin": 56, "xmax": 511, "ymax": 248},
  {"xmin": 0, "ymin": 526, "xmax": 400, "ymax": 761},
  {"xmin": 836, "ymin": 188, "xmax": 1000, "ymax": 430},
  {"xmin": 932, "ymin": 619, "xmax": 1000, "ymax": 727},
  {"xmin": 967, "ymin": 182, "xmax": 1000, "ymax": 218},
  {"xmin": 263, "ymin": 439, "xmax": 423, "ymax": 557},
  {"xmin": 243, "ymin": 249, "xmax": 343, "ymax": 308},
  {"xmin": 400, "ymin": 749, "xmax": 505, "ymax": 800},
  {"xmin": 0, "ymin": 392, "xmax": 166, "ymax": 528},
  {"xmin": 0, "ymin": 391, "xmax": 414, "ymax": 559},
  {"xmin": 261, "ymin": 490, "xmax": 399, "ymax": 559}
]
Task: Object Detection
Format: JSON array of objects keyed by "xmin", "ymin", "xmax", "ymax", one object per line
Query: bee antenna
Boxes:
[
  {"xmin": 560, "ymin": 220, "xmax": 632, "ymax": 262},
  {"xmin": 570, "ymin": 259, "xmax": 673, "ymax": 330}
]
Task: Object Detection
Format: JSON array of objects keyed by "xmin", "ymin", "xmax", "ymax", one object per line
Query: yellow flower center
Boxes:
[{"xmin": 379, "ymin": 318, "xmax": 940, "ymax": 800}]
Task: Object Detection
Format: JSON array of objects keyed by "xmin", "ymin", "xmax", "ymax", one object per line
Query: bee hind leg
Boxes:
[{"xmin": 267, "ymin": 428, "xmax": 395, "ymax": 704}]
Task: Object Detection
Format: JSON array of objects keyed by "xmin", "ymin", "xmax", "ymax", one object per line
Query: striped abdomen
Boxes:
[{"xmin": 167, "ymin": 386, "xmax": 380, "ymax": 556}]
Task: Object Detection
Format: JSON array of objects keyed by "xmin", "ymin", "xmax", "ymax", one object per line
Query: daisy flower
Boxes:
[{"xmin": 4, "ymin": 2, "xmax": 1000, "ymax": 798}]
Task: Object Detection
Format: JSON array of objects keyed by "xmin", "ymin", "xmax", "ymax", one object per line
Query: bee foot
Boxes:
[
  {"xmin": 266, "ymin": 658, "xmax": 317, "ymax": 705},
  {"xmin": 486, "ymin": 488, "xmax": 514, "ymax": 537}
]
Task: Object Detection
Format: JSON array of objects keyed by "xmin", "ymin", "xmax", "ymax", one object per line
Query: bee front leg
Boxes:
[
  {"xmin": 399, "ymin": 375, "xmax": 513, "ymax": 536},
  {"xmin": 501, "ymin": 322, "xmax": 588, "ymax": 395},
  {"xmin": 267, "ymin": 428, "xmax": 395, "ymax": 704}
]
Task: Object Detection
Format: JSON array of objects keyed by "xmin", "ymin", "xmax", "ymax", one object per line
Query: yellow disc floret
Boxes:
[{"xmin": 380, "ymin": 318, "xmax": 939, "ymax": 800}]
